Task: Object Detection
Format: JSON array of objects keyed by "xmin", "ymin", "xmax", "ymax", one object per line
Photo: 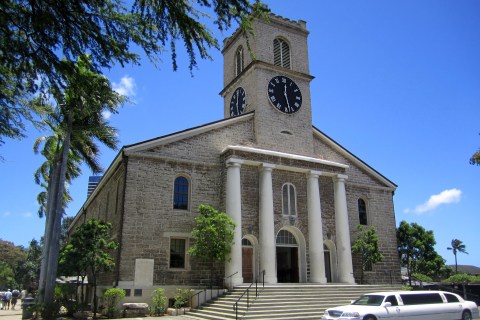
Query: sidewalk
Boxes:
[
  {"xmin": 0, "ymin": 307, "xmax": 22, "ymax": 320},
  {"xmin": 0, "ymin": 307, "xmax": 192, "ymax": 320}
]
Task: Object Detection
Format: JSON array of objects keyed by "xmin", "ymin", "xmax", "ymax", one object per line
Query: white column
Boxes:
[
  {"xmin": 307, "ymin": 171, "xmax": 327, "ymax": 283},
  {"xmin": 333, "ymin": 174, "xmax": 356, "ymax": 284},
  {"xmin": 225, "ymin": 158, "xmax": 244, "ymax": 285},
  {"xmin": 259, "ymin": 163, "xmax": 277, "ymax": 283}
]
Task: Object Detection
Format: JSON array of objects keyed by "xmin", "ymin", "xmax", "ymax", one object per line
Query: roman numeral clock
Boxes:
[{"xmin": 267, "ymin": 76, "xmax": 302, "ymax": 114}]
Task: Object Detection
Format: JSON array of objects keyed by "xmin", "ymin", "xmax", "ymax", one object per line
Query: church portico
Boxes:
[{"xmin": 223, "ymin": 146, "xmax": 356, "ymax": 284}]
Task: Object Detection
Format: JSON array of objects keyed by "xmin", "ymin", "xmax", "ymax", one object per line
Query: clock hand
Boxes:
[
  {"xmin": 236, "ymin": 92, "xmax": 239, "ymax": 114},
  {"xmin": 284, "ymin": 84, "xmax": 291, "ymax": 112}
]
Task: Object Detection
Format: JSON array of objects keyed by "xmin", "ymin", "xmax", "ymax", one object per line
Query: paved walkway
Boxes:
[
  {"xmin": 0, "ymin": 306, "xmax": 22, "ymax": 320},
  {"xmin": 0, "ymin": 307, "xmax": 193, "ymax": 320}
]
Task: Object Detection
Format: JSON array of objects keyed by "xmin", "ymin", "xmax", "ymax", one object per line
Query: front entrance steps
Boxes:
[{"xmin": 186, "ymin": 283, "xmax": 401, "ymax": 320}]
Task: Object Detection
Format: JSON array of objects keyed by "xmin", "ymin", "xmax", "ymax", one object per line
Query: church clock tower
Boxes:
[{"xmin": 220, "ymin": 14, "xmax": 315, "ymax": 157}]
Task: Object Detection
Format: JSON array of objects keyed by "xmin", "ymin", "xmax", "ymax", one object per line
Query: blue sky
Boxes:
[{"xmin": 1, "ymin": 1, "xmax": 479, "ymax": 268}]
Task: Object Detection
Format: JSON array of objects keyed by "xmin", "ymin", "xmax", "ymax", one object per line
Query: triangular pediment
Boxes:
[
  {"xmin": 313, "ymin": 126, "xmax": 397, "ymax": 190},
  {"xmin": 124, "ymin": 112, "xmax": 255, "ymax": 154}
]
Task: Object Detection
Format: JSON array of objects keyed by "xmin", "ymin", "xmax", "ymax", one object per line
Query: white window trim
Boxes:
[
  {"xmin": 168, "ymin": 236, "xmax": 190, "ymax": 271},
  {"xmin": 282, "ymin": 183, "xmax": 297, "ymax": 216}
]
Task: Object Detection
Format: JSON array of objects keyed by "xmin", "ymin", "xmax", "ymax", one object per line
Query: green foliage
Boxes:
[
  {"xmin": 0, "ymin": 238, "xmax": 41, "ymax": 291},
  {"xmin": 0, "ymin": 261, "xmax": 15, "ymax": 289},
  {"xmin": 21, "ymin": 239, "xmax": 43, "ymax": 292},
  {"xmin": 189, "ymin": 204, "xmax": 236, "ymax": 263},
  {"xmin": 351, "ymin": 225, "xmax": 384, "ymax": 283},
  {"xmin": 401, "ymin": 286, "xmax": 413, "ymax": 291},
  {"xmin": 0, "ymin": 0, "xmax": 269, "ymax": 147},
  {"xmin": 447, "ymin": 239, "xmax": 468, "ymax": 274},
  {"xmin": 470, "ymin": 150, "xmax": 480, "ymax": 165},
  {"xmin": 37, "ymin": 55, "xmax": 124, "ymax": 305},
  {"xmin": 446, "ymin": 273, "xmax": 476, "ymax": 284},
  {"xmin": 470, "ymin": 134, "xmax": 480, "ymax": 165},
  {"xmin": 103, "ymin": 288, "xmax": 126, "ymax": 318},
  {"xmin": 397, "ymin": 221, "xmax": 446, "ymax": 284},
  {"xmin": 412, "ymin": 273, "xmax": 433, "ymax": 287},
  {"xmin": 0, "ymin": 239, "xmax": 26, "ymax": 268},
  {"xmin": 412, "ymin": 273, "xmax": 432, "ymax": 283},
  {"xmin": 59, "ymin": 218, "xmax": 118, "ymax": 311},
  {"xmin": 150, "ymin": 288, "xmax": 168, "ymax": 316},
  {"xmin": 174, "ymin": 288, "xmax": 193, "ymax": 309},
  {"xmin": 55, "ymin": 284, "xmax": 79, "ymax": 316},
  {"xmin": 41, "ymin": 301, "xmax": 62, "ymax": 320}
]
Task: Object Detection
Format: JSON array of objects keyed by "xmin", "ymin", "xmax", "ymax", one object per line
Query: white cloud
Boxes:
[
  {"xmin": 23, "ymin": 211, "xmax": 33, "ymax": 218},
  {"xmin": 404, "ymin": 188, "xmax": 462, "ymax": 214},
  {"xmin": 3, "ymin": 211, "xmax": 11, "ymax": 217},
  {"xmin": 112, "ymin": 75, "xmax": 136, "ymax": 97},
  {"xmin": 102, "ymin": 110, "xmax": 112, "ymax": 120}
]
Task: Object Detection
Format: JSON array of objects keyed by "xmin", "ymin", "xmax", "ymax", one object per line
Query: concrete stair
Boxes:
[{"xmin": 186, "ymin": 283, "xmax": 401, "ymax": 320}]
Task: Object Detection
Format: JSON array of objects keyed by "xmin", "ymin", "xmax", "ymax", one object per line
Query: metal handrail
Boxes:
[
  {"xmin": 224, "ymin": 271, "xmax": 239, "ymax": 292},
  {"xmin": 233, "ymin": 270, "xmax": 265, "ymax": 320},
  {"xmin": 190, "ymin": 289, "xmax": 206, "ymax": 309},
  {"xmin": 189, "ymin": 279, "xmax": 229, "ymax": 309}
]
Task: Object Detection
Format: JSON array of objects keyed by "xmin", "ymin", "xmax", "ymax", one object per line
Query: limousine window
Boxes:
[
  {"xmin": 444, "ymin": 293, "xmax": 460, "ymax": 303},
  {"xmin": 400, "ymin": 293, "xmax": 443, "ymax": 305},
  {"xmin": 385, "ymin": 295, "xmax": 399, "ymax": 306},
  {"xmin": 353, "ymin": 295, "xmax": 384, "ymax": 306}
]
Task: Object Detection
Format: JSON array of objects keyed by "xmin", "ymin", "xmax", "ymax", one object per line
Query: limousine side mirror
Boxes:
[{"xmin": 383, "ymin": 302, "xmax": 392, "ymax": 307}]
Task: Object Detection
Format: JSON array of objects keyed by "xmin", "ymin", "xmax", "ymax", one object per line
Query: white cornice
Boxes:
[{"xmin": 222, "ymin": 145, "xmax": 349, "ymax": 170}]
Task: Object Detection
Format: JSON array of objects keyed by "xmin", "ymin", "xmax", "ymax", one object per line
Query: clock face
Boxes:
[
  {"xmin": 230, "ymin": 87, "xmax": 246, "ymax": 116},
  {"xmin": 267, "ymin": 76, "xmax": 302, "ymax": 114}
]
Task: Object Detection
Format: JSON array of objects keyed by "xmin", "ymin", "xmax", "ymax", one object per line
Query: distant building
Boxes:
[
  {"xmin": 87, "ymin": 176, "xmax": 102, "ymax": 197},
  {"xmin": 70, "ymin": 13, "xmax": 401, "ymax": 301}
]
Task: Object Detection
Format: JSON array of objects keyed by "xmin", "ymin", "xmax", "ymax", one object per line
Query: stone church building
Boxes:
[{"xmin": 70, "ymin": 13, "xmax": 401, "ymax": 299}]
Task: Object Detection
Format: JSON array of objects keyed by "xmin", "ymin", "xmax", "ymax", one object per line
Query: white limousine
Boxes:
[{"xmin": 321, "ymin": 290, "xmax": 479, "ymax": 320}]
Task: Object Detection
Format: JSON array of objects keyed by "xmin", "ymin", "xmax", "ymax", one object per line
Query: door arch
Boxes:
[
  {"xmin": 275, "ymin": 227, "xmax": 307, "ymax": 283},
  {"xmin": 324, "ymin": 239, "xmax": 337, "ymax": 282}
]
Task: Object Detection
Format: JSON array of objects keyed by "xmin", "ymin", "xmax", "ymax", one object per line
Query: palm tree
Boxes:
[
  {"xmin": 447, "ymin": 239, "xmax": 468, "ymax": 274},
  {"xmin": 34, "ymin": 134, "xmax": 80, "ymax": 218},
  {"xmin": 36, "ymin": 55, "xmax": 125, "ymax": 306}
]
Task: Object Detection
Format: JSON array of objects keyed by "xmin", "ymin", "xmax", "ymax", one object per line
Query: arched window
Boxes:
[
  {"xmin": 173, "ymin": 176, "xmax": 189, "ymax": 210},
  {"xmin": 358, "ymin": 198, "xmax": 367, "ymax": 225},
  {"xmin": 235, "ymin": 46, "xmax": 244, "ymax": 76},
  {"xmin": 276, "ymin": 230, "xmax": 297, "ymax": 245},
  {"xmin": 242, "ymin": 238, "xmax": 252, "ymax": 246},
  {"xmin": 273, "ymin": 38, "xmax": 290, "ymax": 69},
  {"xmin": 282, "ymin": 183, "xmax": 297, "ymax": 216}
]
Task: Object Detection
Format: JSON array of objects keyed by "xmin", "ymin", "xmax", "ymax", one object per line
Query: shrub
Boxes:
[
  {"xmin": 150, "ymin": 288, "xmax": 167, "ymax": 316},
  {"xmin": 54, "ymin": 284, "xmax": 79, "ymax": 316},
  {"xmin": 446, "ymin": 273, "xmax": 475, "ymax": 284},
  {"xmin": 103, "ymin": 288, "xmax": 126, "ymax": 318},
  {"xmin": 174, "ymin": 288, "xmax": 192, "ymax": 309}
]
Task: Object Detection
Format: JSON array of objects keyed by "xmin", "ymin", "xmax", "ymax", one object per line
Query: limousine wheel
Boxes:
[
  {"xmin": 462, "ymin": 310, "xmax": 472, "ymax": 320},
  {"xmin": 363, "ymin": 316, "xmax": 377, "ymax": 320}
]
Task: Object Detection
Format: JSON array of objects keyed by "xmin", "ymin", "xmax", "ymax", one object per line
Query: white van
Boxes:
[{"xmin": 321, "ymin": 290, "xmax": 479, "ymax": 320}]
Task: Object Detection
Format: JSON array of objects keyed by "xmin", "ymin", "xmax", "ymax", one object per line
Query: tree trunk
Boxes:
[
  {"xmin": 454, "ymin": 253, "xmax": 458, "ymax": 274},
  {"xmin": 39, "ymin": 109, "xmax": 73, "ymax": 305},
  {"xmin": 38, "ymin": 151, "xmax": 60, "ymax": 303}
]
